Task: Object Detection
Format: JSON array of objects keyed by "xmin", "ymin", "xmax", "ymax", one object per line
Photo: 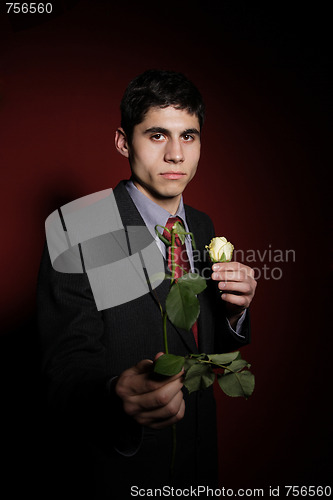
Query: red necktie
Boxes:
[{"xmin": 163, "ymin": 217, "xmax": 198, "ymax": 347}]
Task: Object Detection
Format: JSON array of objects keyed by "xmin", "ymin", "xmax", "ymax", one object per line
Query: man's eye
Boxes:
[
  {"xmin": 183, "ymin": 134, "xmax": 194, "ymax": 141},
  {"xmin": 151, "ymin": 134, "xmax": 165, "ymax": 141}
]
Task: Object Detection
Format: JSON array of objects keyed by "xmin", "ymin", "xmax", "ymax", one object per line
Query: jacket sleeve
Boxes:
[{"xmin": 37, "ymin": 243, "xmax": 142, "ymax": 455}]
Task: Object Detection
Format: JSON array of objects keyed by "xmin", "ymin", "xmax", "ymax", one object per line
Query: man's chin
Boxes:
[
  {"xmin": 156, "ymin": 180, "xmax": 190, "ymax": 198},
  {"xmin": 133, "ymin": 178, "xmax": 188, "ymax": 203},
  {"xmin": 154, "ymin": 188, "xmax": 184, "ymax": 200}
]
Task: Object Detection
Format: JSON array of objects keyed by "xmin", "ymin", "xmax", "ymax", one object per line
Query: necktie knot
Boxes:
[{"xmin": 163, "ymin": 217, "xmax": 183, "ymax": 246}]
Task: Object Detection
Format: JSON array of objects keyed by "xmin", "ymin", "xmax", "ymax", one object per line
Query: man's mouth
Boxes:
[{"xmin": 160, "ymin": 172, "xmax": 186, "ymax": 180}]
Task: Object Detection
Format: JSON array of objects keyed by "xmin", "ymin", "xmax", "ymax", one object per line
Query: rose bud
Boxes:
[{"xmin": 205, "ymin": 237, "xmax": 234, "ymax": 263}]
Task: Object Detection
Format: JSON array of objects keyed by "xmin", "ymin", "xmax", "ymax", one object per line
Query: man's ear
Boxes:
[{"xmin": 115, "ymin": 128, "xmax": 130, "ymax": 158}]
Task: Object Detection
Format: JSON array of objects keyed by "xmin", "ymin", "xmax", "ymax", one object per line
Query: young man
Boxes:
[{"xmin": 38, "ymin": 70, "xmax": 256, "ymax": 496}]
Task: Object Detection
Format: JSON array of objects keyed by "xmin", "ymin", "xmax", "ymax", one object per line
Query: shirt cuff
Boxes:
[{"xmin": 226, "ymin": 310, "xmax": 247, "ymax": 339}]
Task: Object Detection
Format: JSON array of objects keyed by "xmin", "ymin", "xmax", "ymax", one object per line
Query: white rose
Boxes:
[{"xmin": 205, "ymin": 236, "xmax": 234, "ymax": 263}]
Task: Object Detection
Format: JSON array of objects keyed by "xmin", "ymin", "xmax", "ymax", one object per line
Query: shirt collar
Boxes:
[{"xmin": 125, "ymin": 179, "xmax": 188, "ymax": 237}]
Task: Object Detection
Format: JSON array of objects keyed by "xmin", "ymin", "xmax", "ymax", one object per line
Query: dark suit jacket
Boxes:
[{"xmin": 37, "ymin": 181, "xmax": 250, "ymax": 497}]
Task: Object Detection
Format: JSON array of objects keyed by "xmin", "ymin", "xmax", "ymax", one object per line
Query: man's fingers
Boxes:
[
  {"xmin": 221, "ymin": 292, "xmax": 250, "ymax": 308},
  {"xmin": 116, "ymin": 357, "xmax": 184, "ymax": 400},
  {"xmin": 122, "ymin": 376, "xmax": 185, "ymax": 428},
  {"xmin": 126, "ymin": 377, "xmax": 184, "ymax": 413},
  {"xmin": 146, "ymin": 399, "xmax": 186, "ymax": 430},
  {"xmin": 133, "ymin": 359, "xmax": 154, "ymax": 374},
  {"xmin": 218, "ymin": 281, "xmax": 253, "ymax": 294},
  {"xmin": 212, "ymin": 262, "xmax": 248, "ymax": 271},
  {"xmin": 212, "ymin": 262, "xmax": 255, "ymax": 281},
  {"xmin": 212, "ymin": 269, "xmax": 249, "ymax": 282},
  {"xmin": 211, "ymin": 261, "xmax": 257, "ymax": 323},
  {"xmin": 115, "ymin": 353, "xmax": 186, "ymax": 429},
  {"xmin": 134, "ymin": 394, "xmax": 186, "ymax": 429},
  {"xmin": 134, "ymin": 387, "xmax": 184, "ymax": 421}
]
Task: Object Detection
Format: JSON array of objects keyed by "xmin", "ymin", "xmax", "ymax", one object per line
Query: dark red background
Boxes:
[{"xmin": 0, "ymin": 1, "xmax": 331, "ymax": 495}]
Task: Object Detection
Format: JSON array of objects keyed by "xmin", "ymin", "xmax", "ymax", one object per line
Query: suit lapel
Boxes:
[{"xmin": 113, "ymin": 180, "xmax": 144, "ymax": 227}]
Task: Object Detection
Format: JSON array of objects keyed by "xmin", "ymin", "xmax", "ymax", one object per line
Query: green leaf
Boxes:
[
  {"xmin": 183, "ymin": 354, "xmax": 206, "ymax": 371},
  {"xmin": 189, "ymin": 353, "xmax": 208, "ymax": 359},
  {"xmin": 177, "ymin": 273, "xmax": 207, "ymax": 294},
  {"xmin": 184, "ymin": 354, "xmax": 208, "ymax": 372},
  {"xmin": 154, "ymin": 354, "xmax": 185, "ymax": 376},
  {"xmin": 166, "ymin": 283, "xmax": 200, "ymax": 330},
  {"xmin": 183, "ymin": 356, "xmax": 198, "ymax": 371},
  {"xmin": 173, "ymin": 221, "xmax": 187, "ymax": 244},
  {"xmin": 207, "ymin": 352, "xmax": 240, "ymax": 365},
  {"xmin": 184, "ymin": 363, "xmax": 216, "ymax": 394},
  {"xmin": 227, "ymin": 359, "xmax": 250, "ymax": 372},
  {"xmin": 218, "ymin": 370, "xmax": 255, "ymax": 398}
]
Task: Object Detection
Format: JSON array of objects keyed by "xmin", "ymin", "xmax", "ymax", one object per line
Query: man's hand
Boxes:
[
  {"xmin": 115, "ymin": 353, "xmax": 185, "ymax": 430},
  {"xmin": 211, "ymin": 262, "xmax": 257, "ymax": 328}
]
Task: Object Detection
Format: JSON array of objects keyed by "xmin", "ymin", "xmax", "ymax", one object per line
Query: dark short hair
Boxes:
[{"xmin": 120, "ymin": 69, "xmax": 205, "ymax": 143}]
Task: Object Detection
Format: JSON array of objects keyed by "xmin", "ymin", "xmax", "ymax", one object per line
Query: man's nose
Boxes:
[{"xmin": 164, "ymin": 139, "xmax": 184, "ymax": 164}]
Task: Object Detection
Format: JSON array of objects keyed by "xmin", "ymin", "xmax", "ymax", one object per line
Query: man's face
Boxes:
[{"xmin": 126, "ymin": 106, "xmax": 201, "ymax": 211}]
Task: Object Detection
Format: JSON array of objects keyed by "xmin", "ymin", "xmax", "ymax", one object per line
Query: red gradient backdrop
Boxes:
[{"xmin": 0, "ymin": 1, "xmax": 331, "ymax": 495}]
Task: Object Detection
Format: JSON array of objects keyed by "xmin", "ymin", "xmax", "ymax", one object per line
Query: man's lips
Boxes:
[{"xmin": 160, "ymin": 172, "xmax": 186, "ymax": 180}]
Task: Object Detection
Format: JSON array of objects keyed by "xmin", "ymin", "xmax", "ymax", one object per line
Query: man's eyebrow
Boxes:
[
  {"xmin": 182, "ymin": 128, "xmax": 200, "ymax": 136},
  {"xmin": 144, "ymin": 127, "xmax": 169, "ymax": 135},
  {"xmin": 143, "ymin": 127, "xmax": 200, "ymax": 136}
]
